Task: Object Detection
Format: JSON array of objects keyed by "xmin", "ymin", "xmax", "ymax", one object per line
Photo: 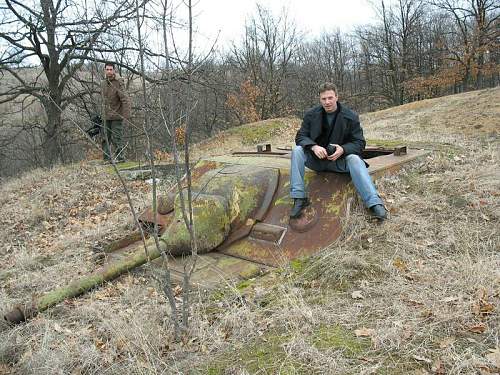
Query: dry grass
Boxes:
[{"xmin": 0, "ymin": 87, "xmax": 499, "ymax": 374}]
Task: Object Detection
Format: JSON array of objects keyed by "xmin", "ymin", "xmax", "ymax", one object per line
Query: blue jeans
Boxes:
[{"xmin": 290, "ymin": 146, "xmax": 383, "ymax": 208}]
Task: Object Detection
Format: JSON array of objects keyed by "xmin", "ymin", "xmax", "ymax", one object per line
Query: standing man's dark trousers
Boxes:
[{"xmin": 102, "ymin": 119, "xmax": 125, "ymax": 162}]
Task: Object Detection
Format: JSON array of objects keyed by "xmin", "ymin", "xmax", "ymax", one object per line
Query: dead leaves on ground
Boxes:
[
  {"xmin": 392, "ymin": 257, "xmax": 424, "ymax": 281},
  {"xmin": 472, "ymin": 288, "xmax": 496, "ymax": 319},
  {"xmin": 0, "ymin": 164, "xmax": 149, "ymax": 259},
  {"xmin": 466, "ymin": 288, "xmax": 497, "ymax": 334},
  {"xmin": 354, "ymin": 327, "xmax": 374, "ymax": 337},
  {"xmin": 468, "ymin": 322, "xmax": 487, "ymax": 334}
]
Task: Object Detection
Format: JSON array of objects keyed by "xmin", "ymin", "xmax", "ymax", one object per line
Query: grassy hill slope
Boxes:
[{"xmin": 0, "ymin": 87, "xmax": 498, "ymax": 374}]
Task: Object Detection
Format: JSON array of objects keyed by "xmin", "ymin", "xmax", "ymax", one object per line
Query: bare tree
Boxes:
[
  {"xmin": 430, "ymin": 0, "xmax": 500, "ymax": 90},
  {"xmin": 229, "ymin": 4, "xmax": 299, "ymax": 120},
  {"xmin": 0, "ymin": 0, "xmax": 140, "ymax": 166}
]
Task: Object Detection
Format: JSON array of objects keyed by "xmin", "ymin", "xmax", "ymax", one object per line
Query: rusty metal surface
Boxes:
[
  {"xmin": 217, "ymin": 218, "xmax": 255, "ymax": 250},
  {"xmin": 219, "ymin": 169, "xmax": 352, "ymax": 267},
  {"xmin": 249, "ymin": 223, "xmax": 287, "ymax": 244},
  {"xmin": 209, "ymin": 147, "xmax": 428, "ymax": 175},
  {"xmin": 157, "ymin": 192, "xmax": 176, "ymax": 214},
  {"xmin": 140, "ymin": 147, "xmax": 429, "ymax": 268},
  {"xmin": 103, "ymin": 232, "xmax": 145, "ymax": 253},
  {"xmin": 393, "ymin": 146, "xmax": 407, "ymax": 156},
  {"xmin": 191, "ymin": 164, "xmax": 279, "ymax": 232},
  {"xmin": 366, "ymin": 148, "xmax": 428, "ymax": 176},
  {"xmin": 137, "ymin": 207, "xmax": 172, "ymax": 231},
  {"xmin": 232, "ymin": 151, "xmax": 289, "ymax": 156},
  {"xmin": 288, "ymin": 206, "xmax": 320, "ymax": 233},
  {"xmin": 150, "ymin": 252, "xmax": 268, "ymax": 289},
  {"xmin": 253, "ymin": 169, "xmax": 279, "ymax": 221},
  {"xmin": 257, "ymin": 143, "xmax": 271, "ymax": 152}
]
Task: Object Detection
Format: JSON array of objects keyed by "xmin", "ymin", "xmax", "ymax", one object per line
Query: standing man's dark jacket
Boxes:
[
  {"xmin": 101, "ymin": 75, "xmax": 131, "ymax": 121},
  {"xmin": 295, "ymin": 102, "xmax": 366, "ymax": 157}
]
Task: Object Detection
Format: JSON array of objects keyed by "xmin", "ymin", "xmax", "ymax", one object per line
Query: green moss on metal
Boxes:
[
  {"xmin": 238, "ymin": 263, "xmax": 261, "ymax": 279},
  {"xmin": 37, "ymin": 274, "xmax": 103, "ymax": 311},
  {"xmin": 273, "ymin": 193, "xmax": 290, "ymax": 207},
  {"xmin": 325, "ymin": 191, "xmax": 342, "ymax": 215},
  {"xmin": 161, "ymin": 194, "xmax": 230, "ymax": 254},
  {"xmin": 231, "ymin": 181, "xmax": 260, "ymax": 222},
  {"xmin": 35, "ymin": 239, "xmax": 162, "ymax": 312},
  {"xmin": 207, "ymin": 156, "xmax": 290, "ymax": 170},
  {"xmin": 191, "ymin": 166, "xmax": 270, "ymax": 225},
  {"xmin": 223, "ymin": 240, "xmax": 259, "ymax": 258},
  {"xmin": 324, "ymin": 185, "xmax": 355, "ymax": 216}
]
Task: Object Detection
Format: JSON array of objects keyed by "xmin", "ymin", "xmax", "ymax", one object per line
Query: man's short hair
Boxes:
[
  {"xmin": 104, "ymin": 62, "xmax": 115, "ymax": 69},
  {"xmin": 318, "ymin": 82, "xmax": 338, "ymax": 95}
]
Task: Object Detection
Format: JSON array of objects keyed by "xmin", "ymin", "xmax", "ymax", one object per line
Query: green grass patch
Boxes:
[
  {"xmin": 366, "ymin": 138, "xmax": 406, "ymax": 148},
  {"xmin": 290, "ymin": 258, "xmax": 308, "ymax": 273},
  {"xmin": 199, "ymin": 325, "xmax": 371, "ymax": 374},
  {"xmin": 374, "ymin": 355, "xmax": 427, "ymax": 375},
  {"xmin": 200, "ymin": 331, "xmax": 308, "ymax": 374},
  {"xmin": 236, "ymin": 279, "xmax": 253, "ymax": 291},
  {"xmin": 228, "ymin": 121, "xmax": 286, "ymax": 145},
  {"xmin": 312, "ymin": 324, "xmax": 371, "ymax": 355},
  {"xmin": 105, "ymin": 161, "xmax": 141, "ymax": 173},
  {"xmin": 304, "ymin": 255, "xmax": 387, "ymax": 292}
]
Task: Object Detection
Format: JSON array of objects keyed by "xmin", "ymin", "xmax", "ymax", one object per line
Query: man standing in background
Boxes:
[{"xmin": 101, "ymin": 62, "xmax": 131, "ymax": 163}]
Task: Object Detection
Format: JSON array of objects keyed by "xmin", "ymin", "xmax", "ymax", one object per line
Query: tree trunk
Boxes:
[{"xmin": 42, "ymin": 98, "xmax": 63, "ymax": 166}]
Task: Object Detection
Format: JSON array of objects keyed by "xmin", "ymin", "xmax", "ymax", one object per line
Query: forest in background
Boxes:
[{"xmin": 0, "ymin": 0, "xmax": 498, "ymax": 177}]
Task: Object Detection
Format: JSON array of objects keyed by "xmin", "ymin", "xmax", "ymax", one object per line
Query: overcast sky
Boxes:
[{"xmin": 192, "ymin": 0, "xmax": 378, "ymax": 48}]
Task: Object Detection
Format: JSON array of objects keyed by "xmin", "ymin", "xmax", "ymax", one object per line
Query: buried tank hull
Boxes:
[
  {"xmin": 4, "ymin": 145, "xmax": 428, "ymax": 324},
  {"xmin": 138, "ymin": 145, "xmax": 427, "ymax": 270},
  {"xmin": 202, "ymin": 145, "xmax": 427, "ymax": 266}
]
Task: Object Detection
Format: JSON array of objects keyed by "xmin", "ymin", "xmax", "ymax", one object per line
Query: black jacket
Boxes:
[{"xmin": 295, "ymin": 102, "xmax": 366, "ymax": 157}]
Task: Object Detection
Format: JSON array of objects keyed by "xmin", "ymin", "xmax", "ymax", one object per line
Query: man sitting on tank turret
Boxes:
[{"xmin": 289, "ymin": 82, "xmax": 387, "ymax": 221}]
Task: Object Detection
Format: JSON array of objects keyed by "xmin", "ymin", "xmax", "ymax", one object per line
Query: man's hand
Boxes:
[
  {"xmin": 311, "ymin": 145, "xmax": 328, "ymax": 159},
  {"xmin": 327, "ymin": 144, "xmax": 344, "ymax": 161}
]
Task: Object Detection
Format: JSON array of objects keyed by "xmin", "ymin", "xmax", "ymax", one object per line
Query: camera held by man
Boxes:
[{"xmin": 86, "ymin": 114, "xmax": 103, "ymax": 139}]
